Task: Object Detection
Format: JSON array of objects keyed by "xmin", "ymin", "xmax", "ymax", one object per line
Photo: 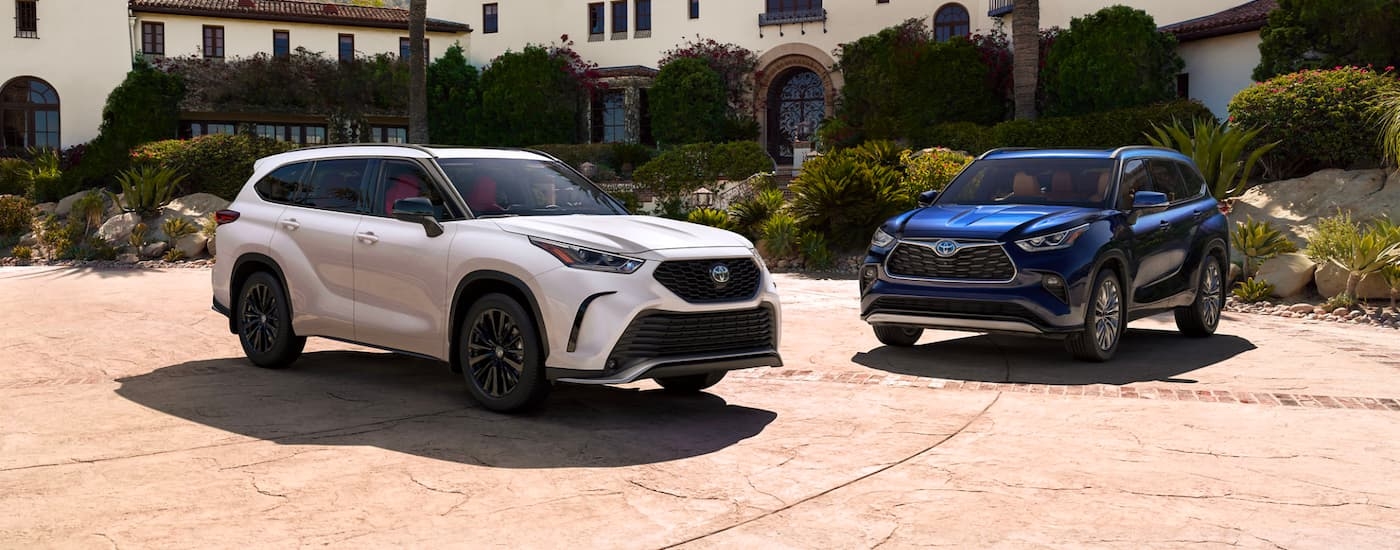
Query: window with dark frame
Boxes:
[
  {"xmin": 689, "ymin": 0, "xmax": 699, "ymax": 19},
  {"xmin": 611, "ymin": 0, "xmax": 627, "ymax": 34},
  {"xmin": 933, "ymin": 3, "xmax": 970, "ymax": 42},
  {"xmin": 142, "ymin": 22, "xmax": 165, "ymax": 56},
  {"xmin": 273, "ymin": 30, "xmax": 289, "ymax": 58},
  {"xmin": 15, "ymin": 0, "xmax": 37, "ymax": 38},
  {"xmin": 202, "ymin": 25, "xmax": 225, "ymax": 59},
  {"xmin": 765, "ymin": 0, "xmax": 821, "ymax": 13},
  {"xmin": 587, "ymin": 3, "xmax": 604, "ymax": 36},
  {"xmin": 338, "ymin": 33, "xmax": 354, "ymax": 62},
  {"xmin": 400, "ymin": 37, "xmax": 410, "ymax": 59},
  {"xmin": 483, "ymin": 3, "xmax": 498, "ymax": 34},
  {"xmin": 635, "ymin": 0, "xmax": 650, "ymax": 31},
  {"xmin": 1, "ymin": 77, "xmax": 59, "ymax": 150}
]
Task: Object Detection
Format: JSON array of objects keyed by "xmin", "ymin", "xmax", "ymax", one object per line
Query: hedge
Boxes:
[
  {"xmin": 529, "ymin": 142, "xmax": 655, "ymax": 181},
  {"xmin": 914, "ymin": 100, "xmax": 1214, "ymax": 155},
  {"xmin": 632, "ymin": 141, "xmax": 774, "ymax": 198},
  {"xmin": 132, "ymin": 134, "xmax": 297, "ymax": 199}
]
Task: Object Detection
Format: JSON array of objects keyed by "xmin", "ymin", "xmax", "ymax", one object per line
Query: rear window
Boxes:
[
  {"xmin": 300, "ymin": 159, "xmax": 370, "ymax": 213},
  {"xmin": 253, "ymin": 162, "xmax": 309, "ymax": 204}
]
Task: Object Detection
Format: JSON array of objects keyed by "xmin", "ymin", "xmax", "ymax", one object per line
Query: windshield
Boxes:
[
  {"xmin": 938, "ymin": 158, "xmax": 1116, "ymax": 209},
  {"xmin": 436, "ymin": 158, "xmax": 628, "ymax": 217}
]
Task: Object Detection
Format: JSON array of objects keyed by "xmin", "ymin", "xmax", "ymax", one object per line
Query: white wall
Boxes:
[
  {"xmin": 0, "ymin": 0, "xmax": 133, "ymax": 147},
  {"xmin": 1177, "ymin": 32, "xmax": 1262, "ymax": 119},
  {"xmin": 131, "ymin": 13, "xmax": 469, "ymax": 61}
]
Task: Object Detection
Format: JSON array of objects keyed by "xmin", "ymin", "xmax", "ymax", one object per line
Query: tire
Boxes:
[
  {"xmin": 874, "ymin": 325, "xmax": 924, "ymax": 347},
  {"xmin": 655, "ymin": 371, "xmax": 727, "ymax": 393},
  {"xmin": 459, "ymin": 293, "xmax": 551, "ymax": 413},
  {"xmin": 1175, "ymin": 254, "xmax": 1224, "ymax": 337},
  {"xmin": 1066, "ymin": 268, "xmax": 1124, "ymax": 362},
  {"xmin": 237, "ymin": 271, "xmax": 306, "ymax": 368}
]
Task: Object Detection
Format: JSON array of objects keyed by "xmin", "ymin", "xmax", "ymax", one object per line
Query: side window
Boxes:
[
  {"xmin": 300, "ymin": 159, "xmax": 370, "ymax": 213},
  {"xmin": 1176, "ymin": 161, "xmax": 1207, "ymax": 200},
  {"xmin": 253, "ymin": 162, "xmax": 309, "ymax": 204},
  {"xmin": 1148, "ymin": 159, "xmax": 1191, "ymax": 203},
  {"xmin": 1118, "ymin": 159, "xmax": 1149, "ymax": 209},
  {"xmin": 376, "ymin": 159, "xmax": 452, "ymax": 219}
]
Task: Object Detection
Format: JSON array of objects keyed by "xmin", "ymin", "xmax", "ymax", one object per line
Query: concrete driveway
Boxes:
[{"xmin": 1, "ymin": 266, "xmax": 1397, "ymax": 548}]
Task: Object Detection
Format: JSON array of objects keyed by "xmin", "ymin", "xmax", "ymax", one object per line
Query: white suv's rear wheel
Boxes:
[
  {"xmin": 460, "ymin": 293, "xmax": 550, "ymax": 413},
  {"xmin": 237, "ymin": 272, "xmax": 305, "ymax": 368}
]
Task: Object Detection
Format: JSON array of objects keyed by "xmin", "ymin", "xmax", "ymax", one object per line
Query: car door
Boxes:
[
  {"xmin": 1120, "ymin": 159, "xmax": 1177, "ymax": 293},
  {"xmin": 1147, "ymin": 159, "xmax": 1203, "ymax": 294},
  {"xmin": 268, "ymin": 157, "xmax": 371, "ymax": 340},
  {"xmin": 351, "ymin": 158, "xmax": 459, "ymax": 359}
]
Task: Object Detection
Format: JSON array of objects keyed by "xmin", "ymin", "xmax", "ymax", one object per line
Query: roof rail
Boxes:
[
  {"xmin": 290, "ymin": 142, "xmax": 440, "ymax": 156},
  {"xmin": 1109, "ymin": 145, "xmax": 1173, "ymax": 157},
  {"xmin": 977, "ymin": 147, "xmax": 1038, "ymax": 159}
]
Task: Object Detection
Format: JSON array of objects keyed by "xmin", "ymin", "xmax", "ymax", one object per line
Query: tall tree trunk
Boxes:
[
  {"xmin": 1012, "ymin": 0, "xmax": 1040, "ymax": 120},
  {"xmin": 408, "ymin": 0, "xmax": 429, "ymax": 143}
]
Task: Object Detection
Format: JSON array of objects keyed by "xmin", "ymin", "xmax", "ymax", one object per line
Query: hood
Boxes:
[
  {"xmin": 491, "ymin": 215, "xmax": 752, "ymax": 254},
  {"xmin": 900, "ymin": 204, "xmax": 1100, "ymax": 240}
]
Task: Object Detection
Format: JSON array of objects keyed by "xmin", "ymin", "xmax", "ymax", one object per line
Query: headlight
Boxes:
[
  {"xmin": 530, "ymin": 237, "xmax": 644, "ymax": 273},
  {"xmin": 871, "ymin": 228, "xmax": 896, "ymax": 248},
  {"xmin": 1015, "ymin": 224, "xmax": 1090, "ymax": 252}
]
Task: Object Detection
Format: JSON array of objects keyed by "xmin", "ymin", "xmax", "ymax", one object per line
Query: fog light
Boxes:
[
  {"xmin": 1042, "ymin": 274, "xmax": 1068, "ymax": 302},
  {"xmin": 860, "ymin": 265, "xmax": 879, "ymax": 291}
]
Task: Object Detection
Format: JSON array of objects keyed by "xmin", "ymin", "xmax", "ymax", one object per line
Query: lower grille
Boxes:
[
  {"xmin": 865, "ymin": 296, "xmax": 1033, "ymax": 319},
  {"xmin": 887, "ymin": 242, "xmax": 1015, "ymax": 281},
  {"xmin": 609, "ymin": 307, "xmax": 776, "ymax": 367}
]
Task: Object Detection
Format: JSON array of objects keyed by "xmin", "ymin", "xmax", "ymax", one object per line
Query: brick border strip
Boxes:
[{"xmin": 729, "ymin": 368, "xmax": 1400, "ymax": 412}]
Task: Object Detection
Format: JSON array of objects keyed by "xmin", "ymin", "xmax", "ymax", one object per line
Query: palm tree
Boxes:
[
  {"xmin": 408, "ymin": 0, "xmax": 429, "ymax": 143},
  {"xmin": 1012, "ymin": 0, "xmax": 1041, "ymax": 120}
]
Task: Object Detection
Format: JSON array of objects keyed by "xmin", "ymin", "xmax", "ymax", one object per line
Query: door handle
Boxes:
[
  {"xmin": 280, "ymin": 219, "xmax": 300, "ymax": 231},
  {"xmin": 1192, "ymin": 209, "xmax": 1204, "ymax": 219},
  {"xmin": 355, "ymin": 232, "xmax": 379, "ymax": 245},
  {"xmin": 1158, "ymin": 220, "xmax": 1172, "ymax": 231}
]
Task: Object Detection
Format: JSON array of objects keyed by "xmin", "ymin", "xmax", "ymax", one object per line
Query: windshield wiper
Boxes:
[{"xmin": 473, "ymin": 213, "xmax": 518, "ymax": 219}]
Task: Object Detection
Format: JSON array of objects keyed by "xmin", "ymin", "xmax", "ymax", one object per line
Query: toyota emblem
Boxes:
[
  {"xmin": 933, "ymin": 239, "xmax": 960, "ymax": 257},
  {"xmin": 710, "ymin": 264, "xmax": 732, "ymax": 284}
]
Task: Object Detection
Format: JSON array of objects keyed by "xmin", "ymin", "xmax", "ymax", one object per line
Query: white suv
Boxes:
[{"xmin": 210, "ymin": 145, "xmax": 783, "ymax": 412}]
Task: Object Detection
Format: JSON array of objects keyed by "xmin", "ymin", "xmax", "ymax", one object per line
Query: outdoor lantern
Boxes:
[{"xmin": 693, "ymin": 187, "xmax": 714, "ymax": 208}]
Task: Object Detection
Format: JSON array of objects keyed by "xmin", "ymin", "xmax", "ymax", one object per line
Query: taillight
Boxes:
[{"xmin": 215, "ymin": 210, "xmax": 240, "ymax": 225}]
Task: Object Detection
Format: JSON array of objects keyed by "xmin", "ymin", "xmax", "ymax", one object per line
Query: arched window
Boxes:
[
  {"xmin": 934, "ymin": 3, "xmax": 971, "ymax": 42},
  {"xmin": 1, "ymin": 77, "xmax": 60, "ymax": 150}
]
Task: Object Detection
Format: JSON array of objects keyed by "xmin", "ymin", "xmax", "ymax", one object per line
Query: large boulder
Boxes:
[
  {"xmin": 1232, "ymin": 169, "xmax": 1400, "ymax": 247},
  {"xmin": 140, "ymin": 241, "xmax": 168, "ymax": 259},
  {"xmin": 1255, "ymin": 253, "xmax": 1316, "ymax": 298},
  {"xmin": 96, "ymin": 212, "xmax": 142, "ymax": 245},
  {"xmin": 54, "ymin": 190, "xmax": 90, "ymax": 218},
  {"xmin": 1314, "ymin": 262, "xmax": 1393, "ymax": 300},
  {"xmin": 173, "ymin": 234, "xmax": 208, "ymax": 258},
  {"xmin": 33, "ymin": 202, "xmax": 56, "ymax": 217},
  {"xmin": 148, "ymin": 193, "xmax": 227, "ymax": 242}
]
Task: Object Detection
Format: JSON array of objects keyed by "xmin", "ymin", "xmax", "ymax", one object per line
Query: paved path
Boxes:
[{"xmin": 1, "ymin": 267, "xmax": 1396, "ymax": 548}]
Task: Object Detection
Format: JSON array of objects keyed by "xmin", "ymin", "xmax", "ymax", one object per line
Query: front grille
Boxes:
[
  {"xmin": 653, "ymin": 258, "xmax": 761, "ymax": 303},
  {"xmin": 866, "ymin": 296, "xmax": 1033, "ymax": 319},
  {"xmin": 609, "ymin": 307, "xmax": 775, "ymax": 367},
  {"xmin": 886, "ymin": 242, "xmax": 1015, "ymax": 281}
]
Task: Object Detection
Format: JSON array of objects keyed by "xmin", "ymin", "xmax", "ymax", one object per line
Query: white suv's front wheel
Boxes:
[{"xmin": 460, "ymin": 293, "xmax": 551, "ymax": 412}]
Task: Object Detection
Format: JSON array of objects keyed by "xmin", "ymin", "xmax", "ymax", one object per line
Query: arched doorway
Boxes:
[
  {"xmin": 765, "ymin": 68, "xmax": 825, "ymax": 164},
  {"xmin": 1, "ymin": 77, "xmax": 60, "ymax": 150}
]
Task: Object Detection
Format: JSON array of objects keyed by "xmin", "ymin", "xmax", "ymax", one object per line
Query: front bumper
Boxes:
[{"xmin": 860, "ymin": 264, "xmax": 1086, "ymax": 336}]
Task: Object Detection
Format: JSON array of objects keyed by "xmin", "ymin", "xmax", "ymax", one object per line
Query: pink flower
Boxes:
[{"xmin": 1388, "ymin": 66, "xmax": 1396, "ymax": 72}]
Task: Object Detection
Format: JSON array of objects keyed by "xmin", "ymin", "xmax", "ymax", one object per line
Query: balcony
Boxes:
[
  {"xmin": 759, "ymin": 8, "xmax": 826, "ymax": 26},
  {"xmin": 988, "ymin": 0, "xmax": 1013, "ymax": 17}
]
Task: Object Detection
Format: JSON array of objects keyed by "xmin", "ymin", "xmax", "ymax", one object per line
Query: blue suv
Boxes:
[{"xmin": 859, "ymin": 147, "xmax": 1230, "ymax": 361}]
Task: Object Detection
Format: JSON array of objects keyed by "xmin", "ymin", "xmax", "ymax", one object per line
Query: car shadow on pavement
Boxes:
[
  {"xmin": 115, "ymin": 351, "xmax": 777, "ymax": 469},
  {"xmin": 852, "ymin": 328, "xmax": 1256, "ymax": 386}
]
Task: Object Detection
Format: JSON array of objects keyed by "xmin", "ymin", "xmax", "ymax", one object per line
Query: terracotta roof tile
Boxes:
[
  {"xmin": 128, "ymin": 0, "xmax": 471, "ymax": 33},
  {"xmin": 1161, "ymin": 0, "xmax": 1276, "ymax": 42}
]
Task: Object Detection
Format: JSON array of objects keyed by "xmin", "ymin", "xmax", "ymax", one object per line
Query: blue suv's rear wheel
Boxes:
[
  {"xmin": 1066, "ymin": 268, "xmax": 1123, "ymax": 362},
  {"xmin": 1175, "ymin": 255, "xmax": 1224, "ymax": 337}
]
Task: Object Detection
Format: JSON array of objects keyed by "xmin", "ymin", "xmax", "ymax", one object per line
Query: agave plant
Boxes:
[
  {"xmin": 162, "ymin": 216, "xmax": 197, "ymax": 244},
  {"xmin": 799, "ymin": 230, "xmax": 834, "ymax": 269},
  {"xmin": 1328, "ymin": 230, "xmax": 1400, "ymax": 302},
  {"xmin": 729, "ymin": 188, "xmax": 785, "ymax": 240},
  {"xmin": 685, "ymin": 207, "xmax": 735, "ymax": 231},
  {"xmin": 1232, "ymin": 277, "xmax": 1273, "ymax": 303},
  {"xmin": 114, "ymin": 165, "xmax": 185, "ymax": 218},
  {"xmin": 1147, "ymin": 118, "xmax": 1279, "ymax": 203},
  {"xmin": 759, "ymin": 211, "xmax": 800, "ymax": 259},
  {"xmin": 1231, "ymin": 217, "xmax": 1297, "ymax": 277}
]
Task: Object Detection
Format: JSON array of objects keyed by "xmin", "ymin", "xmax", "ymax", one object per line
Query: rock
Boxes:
[
  {"xmin": 17, "ymin": 232, "xmax": 37, "ymax": 247},
  {"xmin": 1227, "ymin": 263, "xmax": 1242, "ymax": 285},
  {"xmin": 174, "ymin": 234, "xmax": 207, "ymax": 258},
  {"xmin": 54, "ymin": 189, "xmax": 116, "ymax": 219},
  {"xmin": 33, "ymin": 202, "xmax": 56, "ymax": 217},
  {"xmin": 117, "ymin": 253, "xmax": 139, "ymax": 264},
  {"xmin": 141, "ymin": 242, "xmax": 168, "ymax": 259},
  {"xmin": 95, "ymin": 213, "xmax": 142, "ymax": 245},
  {"xmin": 206, "ymin": 235, "xmax": 217, "ymax": 257},
  {"xmin": 1333, "ymin": 307, "xmax": 1350, "ymax": 316},
  {"xmin": 165, "ymin": 193, "xmax": 229, "ymax": 221},
  {"xmin": 1232, "ymin": 169, "xmax": 1400, "ymax": 248},
  {"xmin": 1288, "ymin": 303, "xmax": 1314, "ymax": 314},
  {"xmin": 1314, "ymin": 263, "xmax": 1392, "ymax": 300},
  {"xmin": 1256, "ymin": 253, "xmax": 1316, "ymax": 298}
]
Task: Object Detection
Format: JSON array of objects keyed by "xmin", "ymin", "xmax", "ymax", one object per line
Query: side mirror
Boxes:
[
  {"xmin": 392, "ymin": 197, "xmax": 444, "ymax": 238},
  {"xmin": 917, "ymin": 190, "xmax": 939, "ymax": 207},
  {"xmin": 1131, "ymin": 191, "xmax": 1169, "ymax": 210}
]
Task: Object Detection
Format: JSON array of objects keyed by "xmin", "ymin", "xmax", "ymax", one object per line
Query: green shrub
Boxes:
[
  {"xmin": 129, "ymin": 222, "xmax": 149, "ymax": 249},
  {"xmin": 730, "ymin": 188, "xmax": 786, "ymax": 241},
  {"xmin": 0, "ymin": 158, "xmax": 29, "ymax": 196},
  {"xmin": 131, "ymin": 135, "xmax": 294, "ymax": 199},
  {"xmin": 68, "ymin": 61, "xmax": 184, "ymax": 189},
  {"xmin": 162, "ymin": 217, "xmax": 197, "ymax": 244},
  {"xmin": 650, "ymin": 57, "xmax": 727, "ymax": 145},
  {"xmin": 113, "ymin": 164, "xmax": 184, "ymax": 217},
  {"xmin": 427, "ymin": 44, "xmax": 481, "ymax": 145},
  {"xmin": 1254, "ymin": 0, "xmax": 1400, "ymax": 81},
  {"xmin": 71, "ymin": 191, "xmax": 107, "ymax": 232},
  {"xmin": 799, "ymin": 230, "xmax": 835, "ymax": 269},
  {"xmin": 0, "ymin": 195, "xmax": 33, "ymax": 236},
  {"xmin": 475, "ymin": 45, "xmax": 594, "ymax": 146},
  {"xmin": 1229, "ymin": 66, "xmax": 1400, "ymax": 178},
  {"xmin": 10, "ymin": 244, "xmax": 32, "ymax": 261},
  {"xmin": 787, "ymin": 151, "xmax": 908, "ymax": 250},
  {"xmin": 899, "ymin": 148, "xmax": 973, "ymax": 198},
  {"xmin": 993, "ymin": 100, "xmax": 1213, "ymax": 148},
  {"xmin": 632, "ymin": 141, "xmax": 773, "ymax": 198},
  {"xmin": 1305, "ymin": 211, "xmax": 1400, "ymax": 300},
  {"xmin": 529, "ymin": 143, "xmax": 656, "ymax": 178},
  {"xmin": 25, "ymin": 148, "xmax": 70, "ymax": 203},
  {"xmin": 1043, "ymin": 5, "xmax": 1182, "ymax": 117},
  {"xmin": 759, "ymin": 211, "xmax": 800, "ymax": 258},
  {"xmin": 1232, "ymin": 217, "xmax": 1298, "ymax": 277},
  {"xmin": 1147, "ymin": 118, "xmax": 1279, "ymax": 201},
  {"xmin": 685, "ymin": 207, "xmax": 735, "ymax": 231},
  {"xmin": 163, "ymin": 248, "xmax": 187, "ymax": 262},
  {"xmin": 1376, "ymin": 81, "xmax": 1400, "ymax": 169},
  {"xmin": 913, "ymin": 122, "xmax": 995, "ymax": 155},
  {"xmin": 1232, "ymin": 278, "xmax": 1274, "ymax": 303}
]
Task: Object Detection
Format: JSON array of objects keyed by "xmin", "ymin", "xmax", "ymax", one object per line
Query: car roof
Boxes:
[
  {"xmin": 253, "ymin": 143, "xmax": 555, "ymax": 171},
  {"xmin": 979, "ymin": 146, "xmax": 1191, "ymax": 163}
]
